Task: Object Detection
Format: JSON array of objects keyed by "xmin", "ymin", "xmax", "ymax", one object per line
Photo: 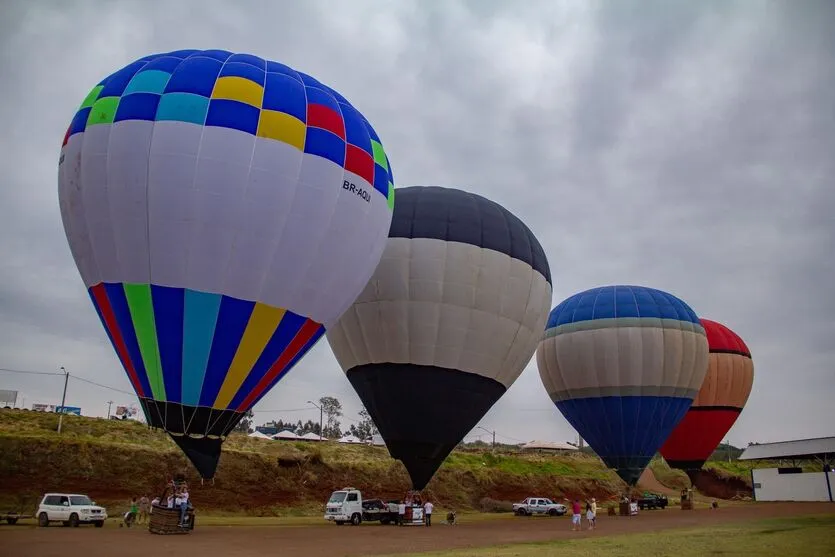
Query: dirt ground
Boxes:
[
  {"xmin": 1, "ymin": 502, "xmax": 831, "ymax": 557},
  {"xmin": 638, "ymin": 467, "xmax": 679, "ymax": 496}
]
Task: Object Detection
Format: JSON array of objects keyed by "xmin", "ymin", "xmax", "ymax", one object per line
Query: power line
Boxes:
[
  {"xmin": 70, "ymin": 375, "xmax": 135, "ymax": 397},
  {"xmin": 0, "ymin": 367, "xmax": 64, "ymax": 376},
  {"xmin": 1, "ymin": 365, "xmax": 137, "ymax": 397},
  {"xmin": 252, "ymin": 407, "xmax": 315, "ymax": 413}
]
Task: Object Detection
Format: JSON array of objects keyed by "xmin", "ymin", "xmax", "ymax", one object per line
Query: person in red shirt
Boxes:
[{"xmin": 571, "ymin": 498, "xmax": 582, "ymax": 531}]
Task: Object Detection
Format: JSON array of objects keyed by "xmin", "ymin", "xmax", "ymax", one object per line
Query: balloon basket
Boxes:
[
  {"xmin": 148, "ymin": 505, "xmax": 194, "ymax": 535},
  {"xmin": 681, "ymin": 499, "xmax": 694, "ymax": 510}
]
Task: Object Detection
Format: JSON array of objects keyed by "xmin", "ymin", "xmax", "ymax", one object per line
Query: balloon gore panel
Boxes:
[
  {"xmin": 660, "ymin": 407, "xmax": 742, "ymax": 472},
  {"xmin": 347, "ymin": 363, "xmax": 506, "ymax": 491}
]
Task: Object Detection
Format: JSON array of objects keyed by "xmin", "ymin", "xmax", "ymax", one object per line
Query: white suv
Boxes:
[{"xmin": 38, "ymin": 493, "xmax": 107, "ymax": 527}]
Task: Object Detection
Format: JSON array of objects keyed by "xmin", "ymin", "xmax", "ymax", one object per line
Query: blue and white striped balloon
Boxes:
[{"xmin": 536, "ymin": 285, "xmax": 709, "ymax": 485}]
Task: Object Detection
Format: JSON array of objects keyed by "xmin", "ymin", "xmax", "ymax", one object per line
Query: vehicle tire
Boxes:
[
  {"xmin": 94, "ymin": 521, "xmax": 104, "ymax": 528},
  {"xmin": 69, "ymin": 513, "xmax": 79, "ymax": 528},
  {"xmin": 381, "ymin": 518, "xmax": 390, "ymax": 525},
  {"xmin": 38, "ymin": 513, "xmax": 49, "ymax": 527},
  {"xmin": 7, "ymin": 518, "xmax": 18, "ymax": 525},
  {"xmin": 548, "ymin": 509, "xmax": 558, "ymax": 517},
  {"xmin": 515, "ymin": 509, "xmax": 525, "ymax": 516},
  {"xmin": 351, "ymin": 513, "xmax": 361, "ymax": 526}
]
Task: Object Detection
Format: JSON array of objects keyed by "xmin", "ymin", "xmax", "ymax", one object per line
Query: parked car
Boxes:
[
  {"xmin": 37, "ymin": 493, "xmax": 107, "ymax": 527},
  {"xmin": 637, "ymin": 493, "xmax": 669, "ymax": 510},
  {"xmin": 512, "ymin": 497, "xmax": 567, "ymax": 516}
]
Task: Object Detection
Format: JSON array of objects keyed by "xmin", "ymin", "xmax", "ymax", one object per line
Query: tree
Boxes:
[
  {"xmin": 234, "ymin": 409, "xmax": 255, "ymax": 434},
  {"xmin": 352, "ymin": 408, "xmax": 378, "ymax": 441},
  {"xmin": 319, "ymin": 396, "xmax": 343, "ymax": 438}
]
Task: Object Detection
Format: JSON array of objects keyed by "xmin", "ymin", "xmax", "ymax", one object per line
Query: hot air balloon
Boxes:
[
  {"xmin": 327, "ymin": 186, "xmax": 552, "ymax": 490},
  {"xmin": 58, "ymin": 50, "xmax": 395, "ymax": 478},
  {"xmin": 536, "ymin": 285, "xmax": 709, "ymax": 485},
  {"xmin": 660, "ymin": 319, "xmax": 754, "ymax": 480}
]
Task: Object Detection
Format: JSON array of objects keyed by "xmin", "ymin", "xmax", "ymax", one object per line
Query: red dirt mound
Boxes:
[{"xmin": 692, "ymin": 468, "xmax": 753, "ymax": 500}]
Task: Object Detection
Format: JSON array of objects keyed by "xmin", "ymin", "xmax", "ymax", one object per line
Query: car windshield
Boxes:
[
  {"xmin": 70, "ymin": 496, "xmax": 92, "ymax": 506},
  {"xmin": 328, "ymin": 492, "xmax": 347, "ymax": 503}
]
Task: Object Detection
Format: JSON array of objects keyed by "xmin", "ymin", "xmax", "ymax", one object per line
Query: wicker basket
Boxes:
[{"xmin": 148, "ymin": 504, "xmax": 194, "ymax": 535}]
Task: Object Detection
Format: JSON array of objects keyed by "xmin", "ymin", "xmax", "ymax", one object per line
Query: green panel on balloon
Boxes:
[
  {"xmin": 86, "ymin": 97, "xmax": 120, "ymax": 126},
  {"xmin": 80, "ymin": 85, "xmax": 104, "ymax": 109},
  {"xmin": 123, "ymin": 283, "xmax": 165, "ymax": 401}
]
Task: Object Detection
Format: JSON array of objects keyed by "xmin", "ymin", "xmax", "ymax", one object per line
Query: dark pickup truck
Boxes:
[{"xmin": 637, "ymin": 493, "xmax": 669, "ymax": 510}]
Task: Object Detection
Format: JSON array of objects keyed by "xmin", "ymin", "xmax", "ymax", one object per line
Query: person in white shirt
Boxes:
[
  {"xmin": 423, "ymin": 500, "xmax": 434, "ymax": 527},
  {"xmin": 397, "ymin": 502, "xmax": 406, "ymax": 526},
  {"xmin": 178, "ymin": 488, "xmax": 190, "ymax": 526}
]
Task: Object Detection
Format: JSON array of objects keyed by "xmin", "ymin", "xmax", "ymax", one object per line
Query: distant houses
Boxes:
[{"xmin": 248, "ymin": 428, "xmax": 383, "ymax": 445}]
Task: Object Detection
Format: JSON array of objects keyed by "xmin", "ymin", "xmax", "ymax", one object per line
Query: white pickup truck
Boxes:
[
  {"xmin": 324, "ymin": 487, "xmax": 399, "ymax": 526},
  {"xmin": 512, "ymin": 497, "xmax": 567, "ymax": 517}
]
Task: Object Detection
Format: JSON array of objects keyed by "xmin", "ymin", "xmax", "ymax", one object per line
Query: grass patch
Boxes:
[
  {"xmin": 0, "ymin": 409, "xmax": 754, "ymax": 517},
  {"xmin": 649, "ymin": 458, "xmax": 691, "ymax": 490},
  {"xmin": 381, "ymin": 514, "xmax": 835, "ymax": 557}
]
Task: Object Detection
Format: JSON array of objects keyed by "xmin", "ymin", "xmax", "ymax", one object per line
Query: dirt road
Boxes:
[{"xmin": 1, "ymin": 502, "xmax": 831, "ymax": 557}]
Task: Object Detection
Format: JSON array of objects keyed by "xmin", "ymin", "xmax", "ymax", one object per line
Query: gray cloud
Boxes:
[{"xmin": 0, "ymin": 0, "xmax": 832, "ymax": 449}]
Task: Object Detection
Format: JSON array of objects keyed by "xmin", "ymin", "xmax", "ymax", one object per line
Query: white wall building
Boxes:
[{"xmin": 740, "ymin": 436, "xmax": 834, "ymax": 503}]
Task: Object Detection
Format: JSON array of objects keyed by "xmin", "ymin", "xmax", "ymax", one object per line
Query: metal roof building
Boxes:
[
  {"xmin": 739, "ymin": 436, "xmax": 835, "ymax": 463},
  {"xmin": 741, "ymin": 436, "xmax": 835, "ymax": 503},
  {"xmin": 520, "ymin": 440, "xmax": 579, "ymax": 452}
]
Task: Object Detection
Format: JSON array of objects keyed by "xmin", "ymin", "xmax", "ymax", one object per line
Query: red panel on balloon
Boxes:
[{"xmin": 660, "ymin": 408, "xmax": 742, "ymax": 467}]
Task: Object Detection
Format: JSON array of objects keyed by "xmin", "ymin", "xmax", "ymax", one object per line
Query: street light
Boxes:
[
  {"xmin": 307, "ymin": 400, "xmax": 323, "ymax": 440},
  {"xmin": 476, "ymin": 426, "xmax": 496, "ymax": 449},
  {"xmin": 57, "ymin": 366, "xmax": 69, "ymax": 434}
]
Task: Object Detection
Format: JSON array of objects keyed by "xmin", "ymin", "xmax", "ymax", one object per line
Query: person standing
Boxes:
[
  {"xmin": 398, "ymin": 501, "xmax": 406, "ymax": 526},
  {"xmin": 138, "ymin": 495, "xmax": 150, "ymax": 524},
  {"xmin": 178, "ymin": 485, "xmax": 190, "ymax": 527},
  {"xmin": 571, "ymin": 498, "xmax": 582, "ymax": 531},
  {"xmin": 587, "ymin": 497, "xmax": 597, "ymax": 530},
  {"xmin": 423, "ymin": 500, "xmax": 434, "ymax": 527}
]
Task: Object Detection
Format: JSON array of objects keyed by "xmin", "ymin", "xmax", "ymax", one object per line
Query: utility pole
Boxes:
[
  {"xmin": 476, "ymin": 426, "xmax": 495, "ymax": 449},
  {"xmin": 57, "ymin": 366, "xmax": 69, "ymax": 434},
  {"xmin": 106, "ymin": 401, "xmax": 114, "ymax": 419},
  {"xmin": 307, "ymin": 400, "xmax": 323, "ymax": 440}
]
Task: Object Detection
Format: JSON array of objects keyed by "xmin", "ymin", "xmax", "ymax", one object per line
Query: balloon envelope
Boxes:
[
  {"xmin": 660, "ymin": 319, "xmax": 754, "ymax": 476},
  {"xmin": 58, "ymin": 50, "xmax": 394, "ymax": 477},
  {"xmin": 537, "ymin": 285, "xmax": 709, "ymax": 485},
  {"xmin": 327, "ymin": 186, "xmax": 552, "ymax": 489}
]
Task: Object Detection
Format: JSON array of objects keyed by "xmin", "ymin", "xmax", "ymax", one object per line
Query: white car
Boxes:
[{"xmin": 37, "ymin": 493, "xmax": 107, "ymax": 527}]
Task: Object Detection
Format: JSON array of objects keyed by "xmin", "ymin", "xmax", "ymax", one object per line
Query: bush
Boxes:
[{"xmin": 478, "ymin": 497, "xmax": 514, "ymax": 513}]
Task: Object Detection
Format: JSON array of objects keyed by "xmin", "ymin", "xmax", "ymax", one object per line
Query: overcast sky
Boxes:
[{"xmin": 1, "ymin": 0, "xmax": 832, "ymax": 448}]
